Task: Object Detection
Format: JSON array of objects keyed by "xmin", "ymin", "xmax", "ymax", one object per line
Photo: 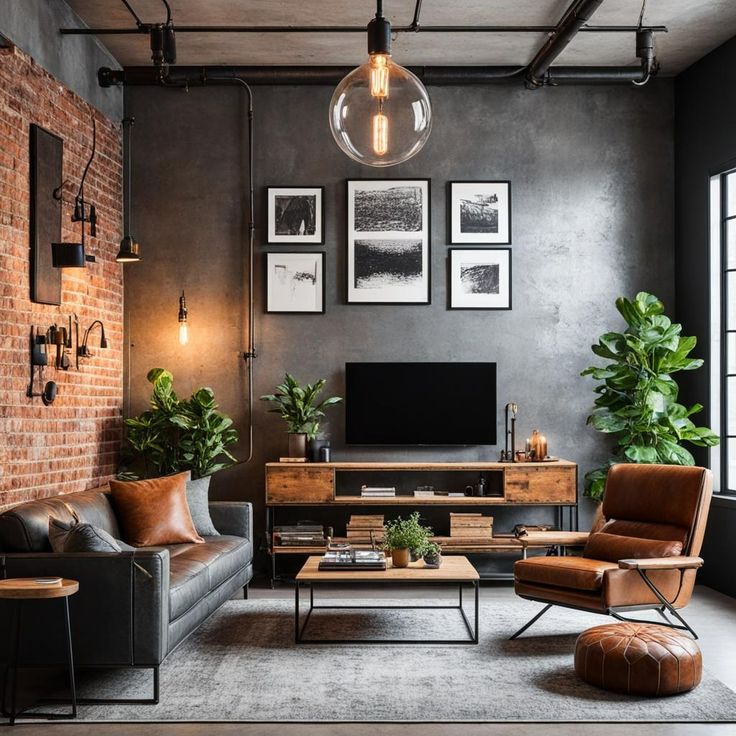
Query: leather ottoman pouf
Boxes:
[{"xmin": 574, "ymin": 623, "xmax": 702, "ymax": 696}]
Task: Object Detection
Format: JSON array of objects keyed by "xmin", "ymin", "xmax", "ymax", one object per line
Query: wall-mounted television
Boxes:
[{"xmin": 345, "ymin": 362, "xmax": 497, "ymax": 446}]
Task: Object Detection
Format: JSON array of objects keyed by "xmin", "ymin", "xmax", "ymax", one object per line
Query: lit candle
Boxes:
[{"xmin": 539, "ymin": 435, "xmax": 548, "ymax": 460}]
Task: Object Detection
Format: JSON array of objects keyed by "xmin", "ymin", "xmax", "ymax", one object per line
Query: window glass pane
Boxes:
[
  {"xmin": 729, "ymin": 333, "xmax": 736, "ymax": 374},
  {"xmin": 727, "ymin": 220, "xmax": 736, "ymax": 269},
  {"xmin": 727, "ymin": 172, "xmax": 736, "ymax": 217},
  {"xmin": 728, "ymin": 439, "xmax": 736, "ymax": 492},
  {"xmin": 729, "ymin": 378, "xmax": 736, "ymax": 435},
  {"xmin": 728, "ymin": 272, "xmax": 736, "ymax": 329}
]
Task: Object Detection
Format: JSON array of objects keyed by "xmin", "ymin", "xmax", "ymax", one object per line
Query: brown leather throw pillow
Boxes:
[
  {"xmin": 583, "ymin": 532, "xmax": 682, "ymax": 563},
  {"xmin": 109, "ymin": 472, "xmax": 204, "ymax": 547}
]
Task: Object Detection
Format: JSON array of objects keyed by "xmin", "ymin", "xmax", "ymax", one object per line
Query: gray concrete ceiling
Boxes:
[{"xmin": 64, "ymin": 0, "xmax": 736, "ymax": 75}]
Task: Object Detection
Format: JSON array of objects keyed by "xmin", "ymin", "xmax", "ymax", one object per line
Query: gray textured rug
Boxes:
[{"xmin": 58, "ymin": 596, "xmax": 736, "ymax": 722}]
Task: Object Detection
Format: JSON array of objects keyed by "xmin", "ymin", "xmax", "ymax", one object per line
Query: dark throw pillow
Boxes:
[
  {"xmin": 583, "ymin": 532, "xmax": 683, "ymax": 563},
  {"xmin": 49, "ymin": 517, "xmax": 135, "ymax": 554},
  {"xmin": 186, "ymin": 474, "xmax": 220, "ymax": 537}
]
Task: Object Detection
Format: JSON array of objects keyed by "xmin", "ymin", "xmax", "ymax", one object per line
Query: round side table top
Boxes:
[{"xmin": 0, "ymin": 578, "xmax": 79, "ymax": 599}]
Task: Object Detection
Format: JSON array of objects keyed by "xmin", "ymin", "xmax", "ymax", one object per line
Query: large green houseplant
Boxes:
[
  {"xmin": 260, "ymin": 373, "xmax": 342, "ymax": 458},
  {"xmin": 581, "ymin": 292, "xmax": 718, "ymax": 501},
  {"xmin": 121, "ymin": 368, "xmax": 238, "ymax": 479}
]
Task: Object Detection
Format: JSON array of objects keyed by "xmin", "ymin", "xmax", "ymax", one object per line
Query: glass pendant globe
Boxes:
[{"xmin": 329, "ymin": 57, "xmax": 432, "ymax": 167}]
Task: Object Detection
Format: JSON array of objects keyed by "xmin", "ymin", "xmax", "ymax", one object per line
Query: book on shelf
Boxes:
[
  {"xmin": 360, "ymin": 491, "xmax": 396, "ymax": 497},
  {"xmin": 348, "ymin": 514, "xmax": 385, "ymax": 526},
  {"xmin": 278, "ymin": 457, "xmax": 308, "ymax": 463},
  {"xmin": 450, "ymin": 528, "xmax": 493, "ymax": 539},
  {"xmin": 318, "ymin": 549, "xmax": 387, "ymax": 571},
  {"xmin": 413, "ymin": 490, "xmax": 435, "ymax": 497}
]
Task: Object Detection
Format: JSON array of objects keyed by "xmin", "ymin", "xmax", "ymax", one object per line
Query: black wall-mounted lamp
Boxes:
[
  {"xmin": 78, "ymin": 319, "xmax": 108, "ymax": 359},
  {"xmin": 116, "ymin": 116, "xmax": 141, "ymax": 263}
]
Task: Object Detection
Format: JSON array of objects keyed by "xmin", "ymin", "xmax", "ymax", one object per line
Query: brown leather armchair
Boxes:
[{"xmin": 511, "ymin": 463, "xmax": 713, "ymax": 639}]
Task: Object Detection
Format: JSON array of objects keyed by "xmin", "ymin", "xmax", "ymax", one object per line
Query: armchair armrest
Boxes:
[
  {"xmin": 209, "ymin": 501, "xmax": 252, "ymax": 541},
  {"xmin": 618, "ymin": 556, "xmax": 704, "ymax": 571}
]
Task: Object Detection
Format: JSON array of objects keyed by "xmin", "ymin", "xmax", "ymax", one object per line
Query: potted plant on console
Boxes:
[
  {"xmin": 382, "ymin": 513, "xmax": 432, "ymax": 568},
  {"xmin": 260, "ymin": 373, "xmax": 342, "ymax": 459}
]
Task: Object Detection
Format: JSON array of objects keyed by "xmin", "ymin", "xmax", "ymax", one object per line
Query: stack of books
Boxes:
[
  {"xmin": 318, "ymin": 549, "xmax": 387, "ymax": 571},
  {"xmin": 360, "ymin": 485, "xmax": 396, "ymax": 498},
  {"xmin": 346, "ymin": 514, "xmax": 385, "ymax": 544},
  {"xmin": 447, "ymin": 513, "xmax": 493, "ymax": 545},
  {"xmin": 273, "ymin": 524, "xmax": 325, "ymax": 547}
]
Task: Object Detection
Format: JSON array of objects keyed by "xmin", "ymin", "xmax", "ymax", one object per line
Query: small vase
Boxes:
[
  {"xmin": 391, "ymin": 548, "xmax": 410, "ymax": 568},
  {"xmin": 288, "ymin": 433, "xmax": 307, "ymax": 459}
]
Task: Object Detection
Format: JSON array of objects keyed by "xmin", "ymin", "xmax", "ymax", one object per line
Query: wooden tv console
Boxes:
[{"xmin": 265, "ymin": 460, "xmax": 580, "ymax": 582}]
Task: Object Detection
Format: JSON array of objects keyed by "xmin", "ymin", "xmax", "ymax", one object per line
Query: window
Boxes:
[{"xmin": 710, "ymin": 169, "xmax": 736, "ymax": 493}]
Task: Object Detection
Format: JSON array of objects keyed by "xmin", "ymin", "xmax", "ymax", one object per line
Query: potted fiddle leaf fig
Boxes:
[
  {"xmin": 382, "ymin": 513, "xmax": 432, "ymax": 568},
  {"xmin": 581, "ymin": 292, "xmax": 718, "ymax": 501},
  {"xmin": 260, "ymin": 373, "xmax": 342, "ymax": 458}
]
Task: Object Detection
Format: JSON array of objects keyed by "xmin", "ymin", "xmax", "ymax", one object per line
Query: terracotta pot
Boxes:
[
  {"xmin": 288, "ymin": 433, "xmax": 307, "ymax": 459},
  {"xmin": 391, "ymin": 548, "xmax": 411, "ymax": 568}
]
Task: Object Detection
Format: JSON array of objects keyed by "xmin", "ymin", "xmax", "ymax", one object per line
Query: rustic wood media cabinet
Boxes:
[{"xmin": 265, "ymin": 460, "xmax": 579, "ymax": 582}]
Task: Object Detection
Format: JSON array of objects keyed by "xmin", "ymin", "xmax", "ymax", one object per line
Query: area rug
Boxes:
[{"xmin": 58, "ymin": 596, "xmax": 736, "ymax": 722}]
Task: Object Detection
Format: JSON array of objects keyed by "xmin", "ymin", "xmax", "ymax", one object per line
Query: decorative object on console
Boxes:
[
  {"xmin": 448, "ymin": 247, "xmax": 511, "ymax": 310},
  {"xmin": 116, "ymin": 117, "xmax": 141, "ymax": 263},
  {"xmin": 260, "ymin": 373, "xmax": 342, "ymax": 458},
  {"xmin": 581, "ymin": 292, "xmax": 719, "ymax": 500},
  {"xmin": 51, "ymin": 115, "xmax": 98, "ymax": 269},
  {"xmin": 448, "ymin": 181, "xmax": 511, "ymax": 245},
  {"xmin": 346, "ymin": 179, "xmax": 430, "ymax": 304},
  {"xmin": 329, "ymin": 0, "xmax": 432, "ymax": 167},
  {"xmin": 308, "ymin": 437, "xmax": 330, "ymax": 463},
  {"xmin": 526, "ymin": 429, "xmax": 548, "ymax": 461},
  {"xmin": 29, "ymin": 124, "xmax": 62, "ymax": 305},
  {"xmin": 450, "ymin": 513, "xmax": 493, "ymax": 541},
  {"xmin": 499, "ymin": 401, "xmax": 518, "ymax": 462},
  {"xmin": 382, "ymin": 513, "xmax": 432, "ymax": 568},
  {"xmin": 266, "ymin": 186, "xmax": 324, "ymax": 245},
  {"xmin": 120, "ymin": 368, "xmax": 238, "ymax": 479},
  {"xmin": 265, "ymin": 251, "xmax": 325, "ymax": 313},
  {"xmin": 177, "ymin": 291, "xmax": 189, "ymax": 345}
]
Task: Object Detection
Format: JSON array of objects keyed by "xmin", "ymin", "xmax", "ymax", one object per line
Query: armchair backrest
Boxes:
[{"xmin": 601, "ymin": 464, "xmax": 713, "ymax": 556}]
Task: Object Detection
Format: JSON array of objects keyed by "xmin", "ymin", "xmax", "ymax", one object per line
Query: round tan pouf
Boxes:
[{"xmin": 574, "ymin": 622, "xmax": 702, "ymax": 696}]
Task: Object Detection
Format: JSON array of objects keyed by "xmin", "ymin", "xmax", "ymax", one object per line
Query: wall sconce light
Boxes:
[
  {"xmin": 178, "ymin": 291, "xmax": 188, "ymax": 345},
  {"xmin": 78, "ymin": 319, "xmax": 108, "ymax": 359},
  {"xmin": 116, "ymin": 117, "xmax": 141, "ymax": 263}
]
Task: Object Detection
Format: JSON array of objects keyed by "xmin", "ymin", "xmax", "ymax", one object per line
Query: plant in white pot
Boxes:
[{"xmin": 260, "ymin": 373, "xmax": 342, "ymax": 458}]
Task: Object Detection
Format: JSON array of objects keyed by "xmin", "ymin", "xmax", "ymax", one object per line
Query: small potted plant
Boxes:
[
  {"xmin": 260, "ymin": 373, "xmax": 342, "ymax": 458},
  {"xmin": 422, "ymin": 542, "xmax": 442, "ymax": 569},
  {"xmin": 382, "ymin": 513, "xmax": 432, "ymax": 568}
]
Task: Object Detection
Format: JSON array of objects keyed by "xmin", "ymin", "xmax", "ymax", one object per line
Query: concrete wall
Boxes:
[
  {"xmin": 675, "ymin": 36, "xmax": 736, "ymax": 597},
  {"xmin": 125, "ymin": 81, "xmax": 675, "ymax": 560},
  {"xmin": 0, "ymin": 0, "xmax": 122, "ymax": 120}
]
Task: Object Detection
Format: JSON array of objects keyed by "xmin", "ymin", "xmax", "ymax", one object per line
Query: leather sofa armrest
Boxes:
[
  {"xmin": 618, "ymin": 556, "xmax": 703, "ymax": 570},
  {"xmin": 130, "ymin": 548, "xmax": 170, "ymax": 665},
  {"xmin": 209, "ymin": 501, "xmax": 252, "ymax": 541}
]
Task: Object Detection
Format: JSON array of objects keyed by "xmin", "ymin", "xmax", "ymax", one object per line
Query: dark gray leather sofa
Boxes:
[{"xmin": 0, "ymin": 486, "xmax": 253, "ymax": 703}]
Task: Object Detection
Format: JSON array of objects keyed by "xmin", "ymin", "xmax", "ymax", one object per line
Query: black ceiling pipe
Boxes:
[
  {"xmin": 546, "ymin": 61, "xmax": 650, "ymax": 84},
  {"xmin": 526, "ymin": 0, "xmax": 605, "ymax": 88}
]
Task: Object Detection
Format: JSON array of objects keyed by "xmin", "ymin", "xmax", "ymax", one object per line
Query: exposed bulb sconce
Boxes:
[
  {"xmin": 178, "ymin": 291, "xmax": 189, "ymax": 346},
  {"xmin": 329, "ymin": 0, "xmax": 432, "ymax": 167},
  {"xmin": 52, "ymin": 115, "xmax": 98, "ymax": 268},
  {"xmin": 116, "ymin": 117, "xmax": 141, "ymax": 263},
  {"xmin": 78, "ymin": 319, "xmax": 108, "ymax": 359}
]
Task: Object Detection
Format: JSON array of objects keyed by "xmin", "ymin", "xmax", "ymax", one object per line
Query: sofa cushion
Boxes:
[
  {"xmin": 185, "ymin": 475, "xmax": 219, "ymax": 537},
  {"xmin": 110, "ymin": 473, "xmax": 204, "ymax": 547},
  {"xmin": 167, "ymin": 536, "xmax": 252, "ymax": 589},
  {"xmin": 584, "ymin": 532, "xmax": 682, "ymax": 563},
  {"xmin": 0, "ymin": 488, "xmax": 119, "ymax": 552},
  {"xmin": 48, "ymin": 517, "xmax": 135, "ymax": 554},
  {"xmin": 514, "ymin": 556, "xmax": 618, "ymax": 591},
  {"xmin": 169, "ymin": 556, "xmax": 210, "ymax": 621},
  {"xmin": 598, "ymin": 519, "xmax": 689, "ymax": 546}
]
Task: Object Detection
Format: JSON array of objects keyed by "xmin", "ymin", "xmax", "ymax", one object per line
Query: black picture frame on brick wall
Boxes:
[
  {"xmin": 265, "ymin": 251, "xmax": 326, "ymax": 314},
  {"xmin": 346, "ymin": 178, "xmax": 431, "ymax": 305},
  {"xmin": 448, "ymin": 247, "xmax": 512, "ymax": 310}
]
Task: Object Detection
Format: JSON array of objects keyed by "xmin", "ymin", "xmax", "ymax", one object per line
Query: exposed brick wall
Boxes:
[{"xmin": 0, "ymin": 44, "xmax": 123, "ymax": 507}]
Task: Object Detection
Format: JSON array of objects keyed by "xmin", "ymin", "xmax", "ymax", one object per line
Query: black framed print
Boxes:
[
  {"xmin": 265, "ymin": 251, "xmax": 326, "ymax": 313},
  {"xmin": 266, "ymin": 186, "xmax": 324, "ymax": 244},
  {"xmin": 449, "ymin": 248, "xmax": 512, "ymax": 310},
  {"xmin": 346, "ymin": 179, "xmax": 431, "ymax": 304},
  {"xmin": 448, "ymin": 181, "xmax": 511, "ymax": 244}
]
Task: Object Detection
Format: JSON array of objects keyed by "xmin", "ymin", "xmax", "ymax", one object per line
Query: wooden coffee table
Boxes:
[{"xmin": 294, "ymin": 555, "xmax": 479, "ymax": 644}]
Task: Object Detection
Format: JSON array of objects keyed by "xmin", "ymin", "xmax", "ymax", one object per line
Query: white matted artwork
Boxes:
[
  {"xmin": 449, "ymin": 248, "xmax": 511, "ymax": 310},
  {"xmin": 266, "ymin": 186, "xmax": 324, "ymax": 244},
  {"xmin": 449, "ymin": 181, "xmax": 511, "ymax": 244},
  {"xmin": 347, "ymin": 179, "xmax": 430, "ymax": 304},
  {"xmin": 265, "ymin": 252, "xmax": 325, "ymax": 313}
]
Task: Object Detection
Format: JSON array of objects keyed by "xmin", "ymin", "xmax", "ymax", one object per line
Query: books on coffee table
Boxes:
[{"xmin": 318, "ymin": 549, "xmax": 387, "ymax": 571}]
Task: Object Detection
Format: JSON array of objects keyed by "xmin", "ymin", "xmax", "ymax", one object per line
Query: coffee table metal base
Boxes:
[{"xmin": 294, "ymin": 581, "xmax": 479, "ymax": 645}]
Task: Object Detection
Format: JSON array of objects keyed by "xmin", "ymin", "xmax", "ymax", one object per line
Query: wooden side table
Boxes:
[{"xmin": 0, "ymin": 578, "xmax": 79, "ymax": 725}]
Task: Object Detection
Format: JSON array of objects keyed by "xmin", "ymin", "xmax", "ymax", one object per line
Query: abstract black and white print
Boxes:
[
  {"xmin": 347, "ymin": 180, "xmax": 430, "ymax": 304},
  {"xmin": 266, "ymin": 252, "xmax": 325, "ymax": 313},
  {"xmin": 450, "ymin": 248, "xmax": 511, "ymax": 310},
  {"xmin": 449, "ymin": 181, "xmax": 511, "ymax": 244},
  {"xmin": 460, "ymin": 262, "xmax": 499, "ymax": 294},
  {"xmin": 267, "ymin": 187, "xmax": 324, "ymax": 244},
  {"xmin": 354, "ymin": 240, "xmax": 423, "ymax": 289}
]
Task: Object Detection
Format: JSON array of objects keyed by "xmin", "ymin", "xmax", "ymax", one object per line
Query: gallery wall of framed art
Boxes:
[
  {"xmin": 265, "ymin": 251, "xmax": 325, "ymax": 313},
  {"xmin": 266, "ymin": 186, "xmax": 324, "ymax": 245},
  {"xmin": 448, "ymin": 180, "xmax": 511, "ymax": 245}
]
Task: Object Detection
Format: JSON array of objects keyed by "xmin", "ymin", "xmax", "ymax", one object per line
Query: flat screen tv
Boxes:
[{"xmin": 345, "ymin": 362, "xmax": 497, "ymax": 446}]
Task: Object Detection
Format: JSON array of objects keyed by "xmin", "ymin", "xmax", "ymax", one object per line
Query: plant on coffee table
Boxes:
[
  {"xmin": 422, "ymin": 542, "xmax": 442, "ymax": 569},
  {"xmin": 382, "ymin": 513, "xmax": 432, "ymax": 568}
]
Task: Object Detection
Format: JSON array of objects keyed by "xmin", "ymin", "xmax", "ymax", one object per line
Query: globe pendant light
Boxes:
[{"xmin": 329, "ymin": 0, "xmax": 432, "ymax": 167}]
